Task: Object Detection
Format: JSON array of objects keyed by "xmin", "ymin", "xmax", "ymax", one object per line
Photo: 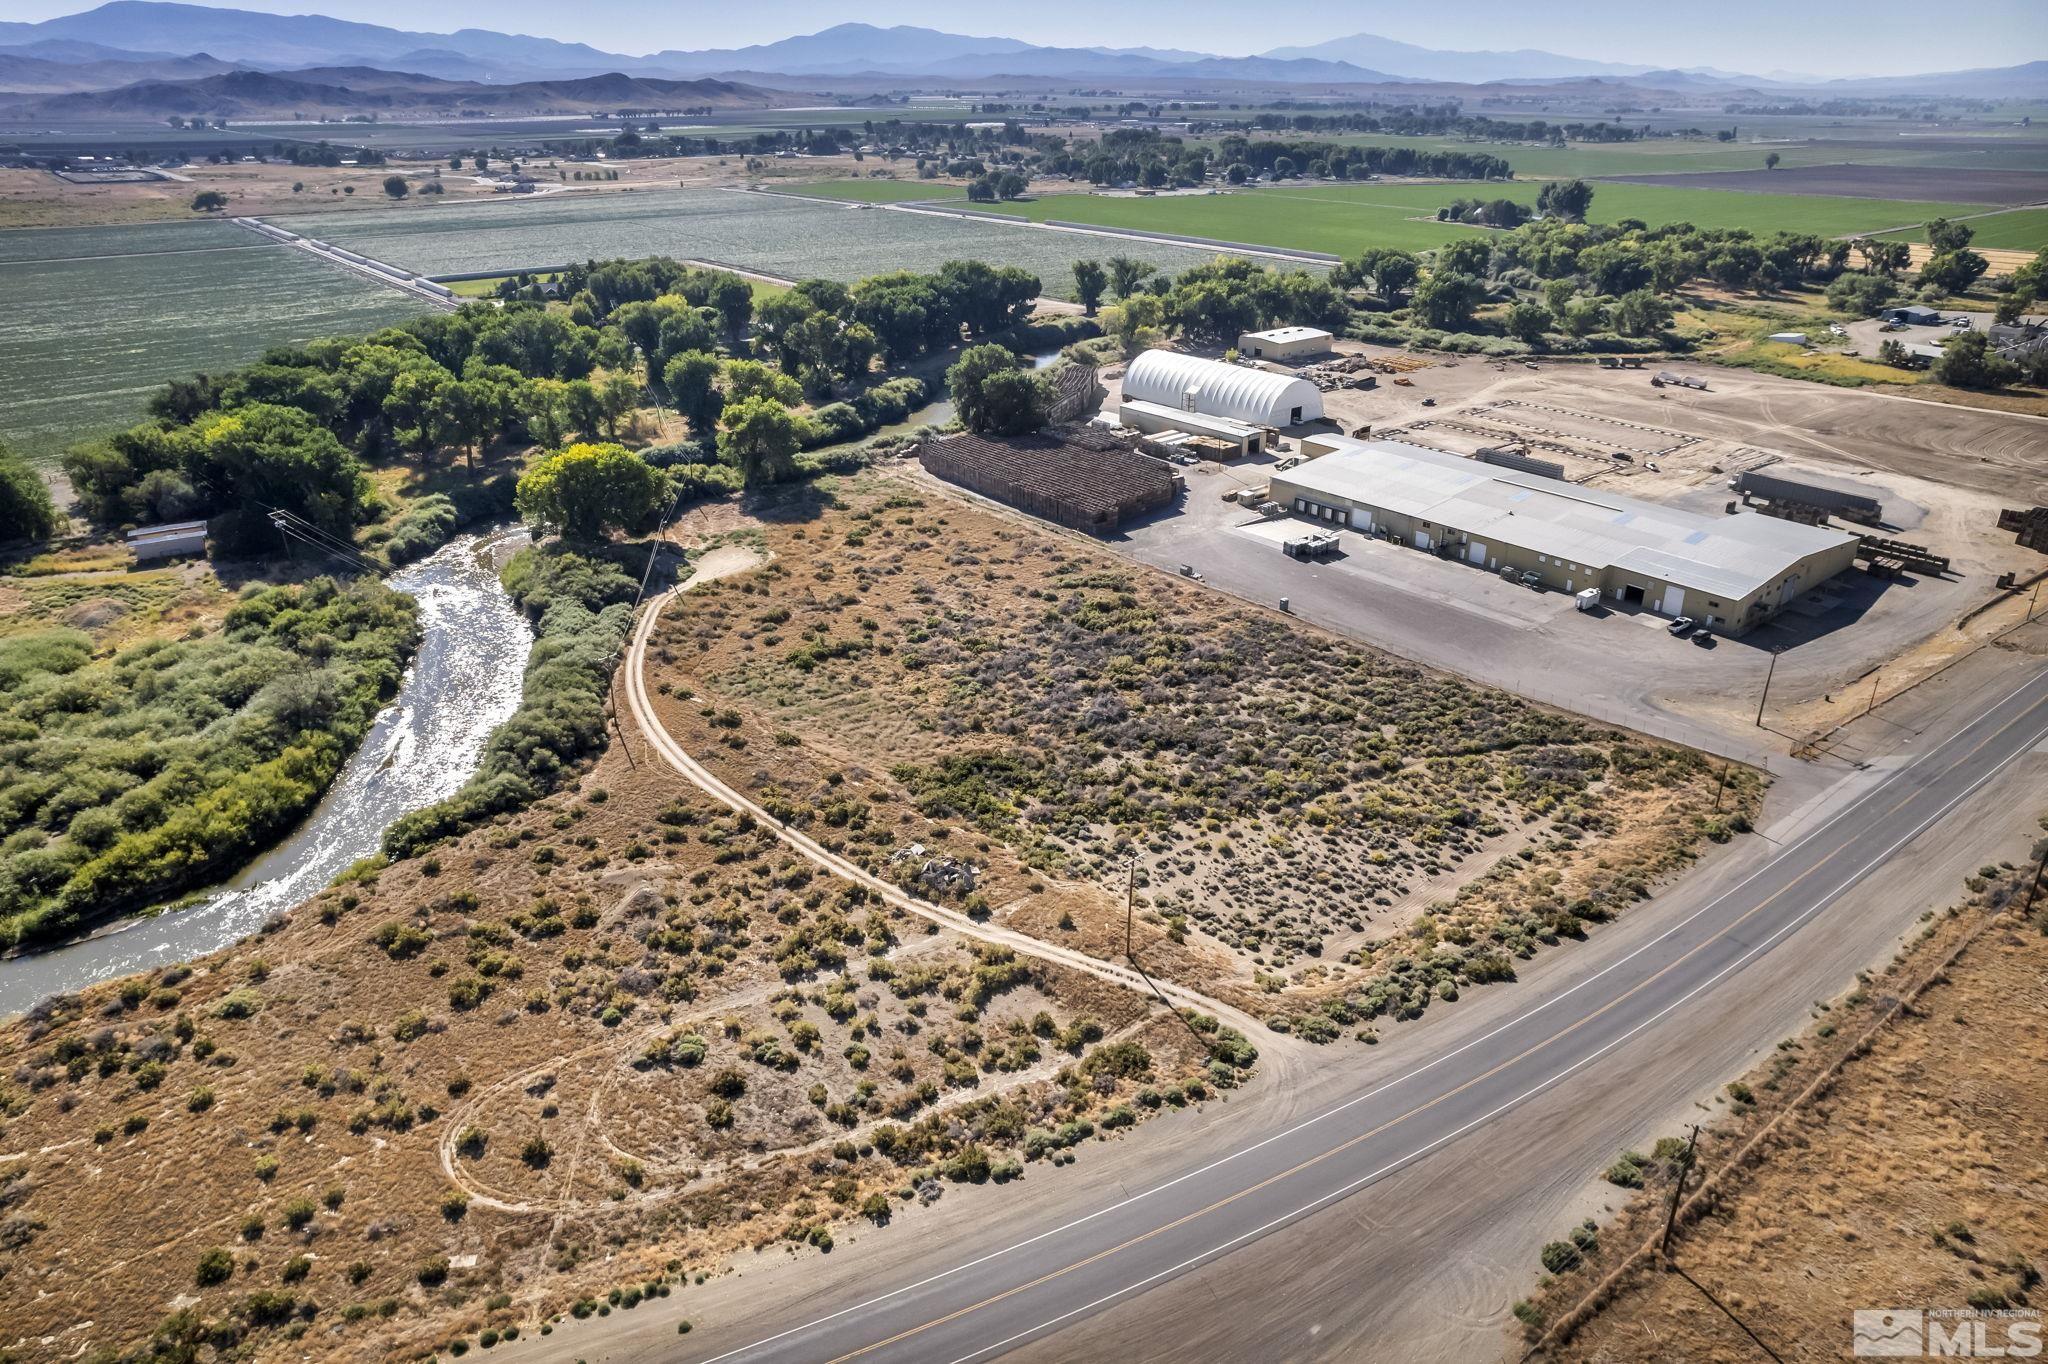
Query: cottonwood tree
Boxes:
[
  {"xmin": 1072, "ymin": 260, "xmax": 1107, "ymax": 315},
  {"xmin": 718, "ymin": 396, "xmax": 801, "ymax": 486},
  {"xmin": 515, "ymin": 442, "xmax": 666, "ymax": 542},
  {"xmin": 947, "ymin": 344, "xmax": 1047, "ymax": 435}
]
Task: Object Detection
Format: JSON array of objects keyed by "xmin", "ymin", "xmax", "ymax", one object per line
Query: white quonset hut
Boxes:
[{"xmin": 1121, "ymin": 349, "xmax": 1324, "ymax": 428}]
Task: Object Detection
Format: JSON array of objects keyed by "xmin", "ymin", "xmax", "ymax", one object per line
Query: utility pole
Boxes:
[
  {"xmin": 2024, "ymin": 845, "xmax": 2048, "ymax": 918},
  {"xmin": 1661, "ymin": 1124, "xmax": 1702, "ymax": 1257},
  {"xmin": 1754, "ymin": 647, "xmax": 1782, "ymax": 729},
  {"xmin": 1124, "ymin": 860, "xmax": 1136, "ymax": 964},
  {"xmin": 1864, "ymin": 671, "xmax": 1882, "ymax": 718},
  {"xmin": 1712, "ymin": 760, "xmax": 1730, "ymax": 813}
]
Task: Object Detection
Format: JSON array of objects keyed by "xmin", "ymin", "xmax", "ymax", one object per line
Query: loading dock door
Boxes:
[
  {"xmin": 1467, "ymin": 541, "xmax": 1487, "ymax": 565},
  {"xmin": 1413, "ymin": 530, "xmax": 1432, "ymax": 550},
  {"xmin": 1659, "ymin": 585, "xmax": 1685, "ymax": 616}
]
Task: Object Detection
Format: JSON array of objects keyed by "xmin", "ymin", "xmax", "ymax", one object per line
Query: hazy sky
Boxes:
[{"xmin": 17, "ymin": 0, "xmax": 2048, "ymax": 74}]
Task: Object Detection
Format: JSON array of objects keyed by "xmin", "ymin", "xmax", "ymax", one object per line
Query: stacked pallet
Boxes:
[{"xmin": 921, "ymin": 426, "xmax": 1177, "ymax": 533}]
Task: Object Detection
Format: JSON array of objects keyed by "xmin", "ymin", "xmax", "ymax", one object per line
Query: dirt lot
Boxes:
[
  {"xmin": 1604, "ymin": 164, "xmax": 2048, "ymax": 204},
  {"xmin": 1524, "ymin": 833, "xmax": 2048, "ymax": 1364},
  {"xmin": 0, "ymin": 152, "xmax": 939, "ymax": 229},
  {"xmin": 0, "ymin": 693, "xmax": 1218, "ymax": 1362},
  {"xmin": 1098, "ymin": 349, "xmax": 2045, "ymax": 759},
  {"xmin": 642, "ymin": 475, "xmax": 1747, "ymax": 1034}
]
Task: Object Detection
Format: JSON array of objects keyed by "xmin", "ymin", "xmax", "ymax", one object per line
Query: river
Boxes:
[{"xmin": 0, "ymin": 527, "xmax": 534, "ymax": 1016}]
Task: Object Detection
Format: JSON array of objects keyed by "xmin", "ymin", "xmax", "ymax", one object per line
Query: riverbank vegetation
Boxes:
[
  {"xmin": 0, "ymin": 577, "xmax": 419, "ymax": 949},
  {"xmin": 0, "ymin": 689, "xmax": 1221, "ymax": 1361}
]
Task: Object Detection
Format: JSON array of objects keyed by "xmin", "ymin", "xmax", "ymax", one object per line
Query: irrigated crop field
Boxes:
[
  {"xmin": 775, "ymin": 179, "xmax": 966, "ymax": 203},
  {"xmin": 977, "ymin": 180, "xmax": 1998, "ymax": 258},
  {"xmin": 1306, "ymin": 130, "xmax": 2048, "ymax": 182},
  {"xmin": 1878, "ymin": 205, "xmax": 2048, "ymax": 250},
  {"xmin": 272, "ymin": 187, "xmax": 1240, "ymax": 298},
  {"xmin": 0, "ymin": 220, "xmax": 425, "ymax": 465}
]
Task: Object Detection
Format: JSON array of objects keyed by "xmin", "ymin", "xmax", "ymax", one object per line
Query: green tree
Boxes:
[
  {"xmin": 1609, "ymin": 289, "xmax": 1673, "ymax": 338},
  {"xmin": 1106, "ymin": 256, "xmax": 1154, "ymax": 301},
  {"xmin": 515, "ymin": 378, "xmax": 574, "ymax": 451},
  {"xmin": 1437, "ymin": 238, "xmax": 1492, "ymax": 279},
  {"xmin": 1919, "ymin": 250, "xmax": 1989, "ymax": 294},
  {"xmin": 190, "ymin": 190, "xmax": 228, "ymax": 212},
  {"xmin": 662, "ymin": 350, "xmax": 725, "ymax": 434},
  {"xmin": 1504, "ymin": 300, "xmax": 1551, "ymax": 344},
  {"xmin": 1335, "ymin": 247, "xmax": 1420, "ymax": 306},
  {"xmin": 1764, "ymin": 151, "xmax": 1781, "ymax": 171},
  {"xmin": 948, "ymin": 344, "xmax": 1048, "ymax": 435},
  {"xmin": 1072, "ymin": 260, "xmax": 1108, "ymax": 315},
  {"xmin": 719, "ymin": 396, "xmax": 801, "ymax": 486},
  {"xmin": 382, "ymin": 175, "xmax": 409, "ymax": 199},
  {"xmin": 1925, "ymin": 218, "xmax": 1974, "ymax": 255},
  {"xmin": 1932, "ymin": 331, "xmax": 2019, "ymax": 390},
  {"xmin": 514, "ymin": 442, "xmax": 665, "ymax": 542},
  {"xmin": 597, "ymin": 373, "xmax": 641, "ymax": 439},
  {"xmin": 1536, "ymin": 179, "xmax": 1594, "ymax": 223},
  {"xmin": 1413, "ymin": 272, "xmax": 1485, "ymax": 330},
  {"xmin": 721, "ymin": 359, "xmax": 801, "ymax": 406},
  {"xmin": 0, "ymin": 438, "xmax": 60, "ymax": 543}
]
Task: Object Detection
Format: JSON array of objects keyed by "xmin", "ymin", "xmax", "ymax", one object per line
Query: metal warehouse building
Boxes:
[
  {"xmin": 1271, "ymin": 437, "xmax": 1860, "ymax": 634},
  {"xmin": 1237, "ymin": 326, "xmax": 1334, "ymax": 361},
  {"xmin": 1121, "ymin": 350, "xmax": 1324, "ymax": 427}
]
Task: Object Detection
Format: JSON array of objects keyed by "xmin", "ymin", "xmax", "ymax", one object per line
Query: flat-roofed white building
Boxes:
[
  {"xmin": 1121, "ymin": 349, "xmax": 1323, "ymax": 428},
  {"xmin": 1271, "ymin": 437, "xmax": 1859, "ymax": 634},
  {"xmin": 1116, "ymin": 399, "xmax": 1266, "ymax": 456},
  {"xmin": 126, "ymin": 520, "xmax": 208, "ymax": 563},
  {"xmin": 1237, "ymin": 326, "xmax": 1334, "ymax": 361}
]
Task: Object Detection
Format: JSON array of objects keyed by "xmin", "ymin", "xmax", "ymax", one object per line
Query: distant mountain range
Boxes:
[
  {"xmin": 0, "ymin": 66, "xmax": 778, "ymax": 118},
  {"xmin": 0, "ymin": 2, "xmax": 2041, "ymax": 103}
]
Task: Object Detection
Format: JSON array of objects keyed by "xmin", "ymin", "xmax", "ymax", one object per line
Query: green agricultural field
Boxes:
[
  {"xmin": 276, "ymin": 188, "xmax": 1254, "ymax": 303},
  {"xmin": 1875, "ymin": 207, "xmax": 2048, "ymax": 251},
  {"xmin": 978, "ymin": 180, "xmax": 1991, "ymax": 260},
  {"xmin": 776, "ymin": 179, "xmax": 965, "ymax": 203},
  {"xmin": 973, "ymin": 189, "xmax": 1480, "ymax": 255},
  {"xmin": 0, "ymin": 221, "xmax": 426, "ymax": 467}
]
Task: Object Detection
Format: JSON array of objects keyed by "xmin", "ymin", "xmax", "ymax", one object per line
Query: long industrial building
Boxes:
[
  {"xmin": 1121, "ymin": 349, "xmax": 1324, "ymax": 428},
  {"xmin": 1271, "ymin": 437, "xmax": 1860, "ymax": 634}
]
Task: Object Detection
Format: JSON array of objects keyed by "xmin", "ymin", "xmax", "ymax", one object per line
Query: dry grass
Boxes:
[
  {"xmin": 643, "ymin": 472, "xmax": 1755, "ymax": 1034},
  {"xmin": 0, "ymin": 723, "xmax": 1217, "ymax": 1361},
  {"xmin": 1522, "ymin": 833, "xmax": 2048, "ymax": 1362}
]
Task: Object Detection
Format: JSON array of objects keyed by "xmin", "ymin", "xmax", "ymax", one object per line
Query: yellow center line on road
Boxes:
[{"xmin": 811, "ymin": 687, "xmax": 2047, "ymax": 1364}]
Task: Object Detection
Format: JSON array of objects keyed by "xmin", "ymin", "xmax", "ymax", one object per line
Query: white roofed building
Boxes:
[
  {"xmin": 1121, "ymin": 350, "xmax": 1324, "ymax": 428},
  {"xmin": 1271, "ymin": 437, "xmax": 1859, "ymax": 634},
  {"xmin": 1238, "ymin": 326, "xmax": 1334, "ymax": 360}
]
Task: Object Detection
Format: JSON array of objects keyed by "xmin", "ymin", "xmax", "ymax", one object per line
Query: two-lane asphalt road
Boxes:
[{"xmin": 546, "ymin": 648, "xmax": 2048, "ymax": 1364}]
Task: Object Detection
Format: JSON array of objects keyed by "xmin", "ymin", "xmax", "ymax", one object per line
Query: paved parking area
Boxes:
[{"xmin": 1109, "ymin": 455, "xmax": 1976, "ymax": 766}]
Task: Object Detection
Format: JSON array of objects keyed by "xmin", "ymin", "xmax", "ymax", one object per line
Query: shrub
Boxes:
[
  {"xmin": 1539, "ymin": 1240, "xmax": 1582, "ymax": 1274},
  {"xmin": 195, "ymin": 1248, "xmax": 235, "ymax": 1286},
  {"xmin": 417, "ymin": 1257, "xmax": 450, "ymax": 1287}
]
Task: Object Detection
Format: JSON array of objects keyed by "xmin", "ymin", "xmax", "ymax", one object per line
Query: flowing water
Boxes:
[{"xmin": 0, "ymin": 528, "xmax": 533, "ymax": 1016}]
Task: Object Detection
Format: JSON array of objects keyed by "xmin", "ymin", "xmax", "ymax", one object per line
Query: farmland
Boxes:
[
  {"xmin": 774, "ymin": 179, "xmax": 966, "ymax": 203},
  {"xmin": 272, "ymin": 187, "xmax": 1247, "ymax": 298},
  {"xmin": 975, "ymin": 180, "xmax": 1999, "ymax": 258},
  {"xmin": 1308, "ymin": 130, "xmax": 2048, "ymax": 182},
  {"xmin": 0, "ymin": 220, "xmax": 425, "ymax": 466},
  {"xmin": 1877, "ymin": 205, "xmax": 2048, "ymax": 250},
  {"xmin": 1604, "ymin": 163, "xmax": 2048, "ymax": 204}
]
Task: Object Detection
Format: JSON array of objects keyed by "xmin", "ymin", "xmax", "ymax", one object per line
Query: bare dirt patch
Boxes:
[
  {"xmin": 642, "ymin": 473, "xmax": 1752, "ymax": 1035},
  {"xmin": 1522, "ymin": 833, "xmax": 2048, "ymax": 1362}
]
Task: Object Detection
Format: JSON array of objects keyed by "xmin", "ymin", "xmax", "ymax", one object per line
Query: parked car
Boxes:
[
  {"xmin": 1691, "ymin": 626, "xmax": 1714, "ymax": 646},
  {"xmin": 1519, "ymin": 571, "xmax": 1543, "ymax": 589},
  {"xmin": 1421, "ymin": 396, "xmax": 1437, "ymax": 407},
  {"xmin": 1667, "ymin": 616, "xmax": 1696, "ymax": 636}
]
